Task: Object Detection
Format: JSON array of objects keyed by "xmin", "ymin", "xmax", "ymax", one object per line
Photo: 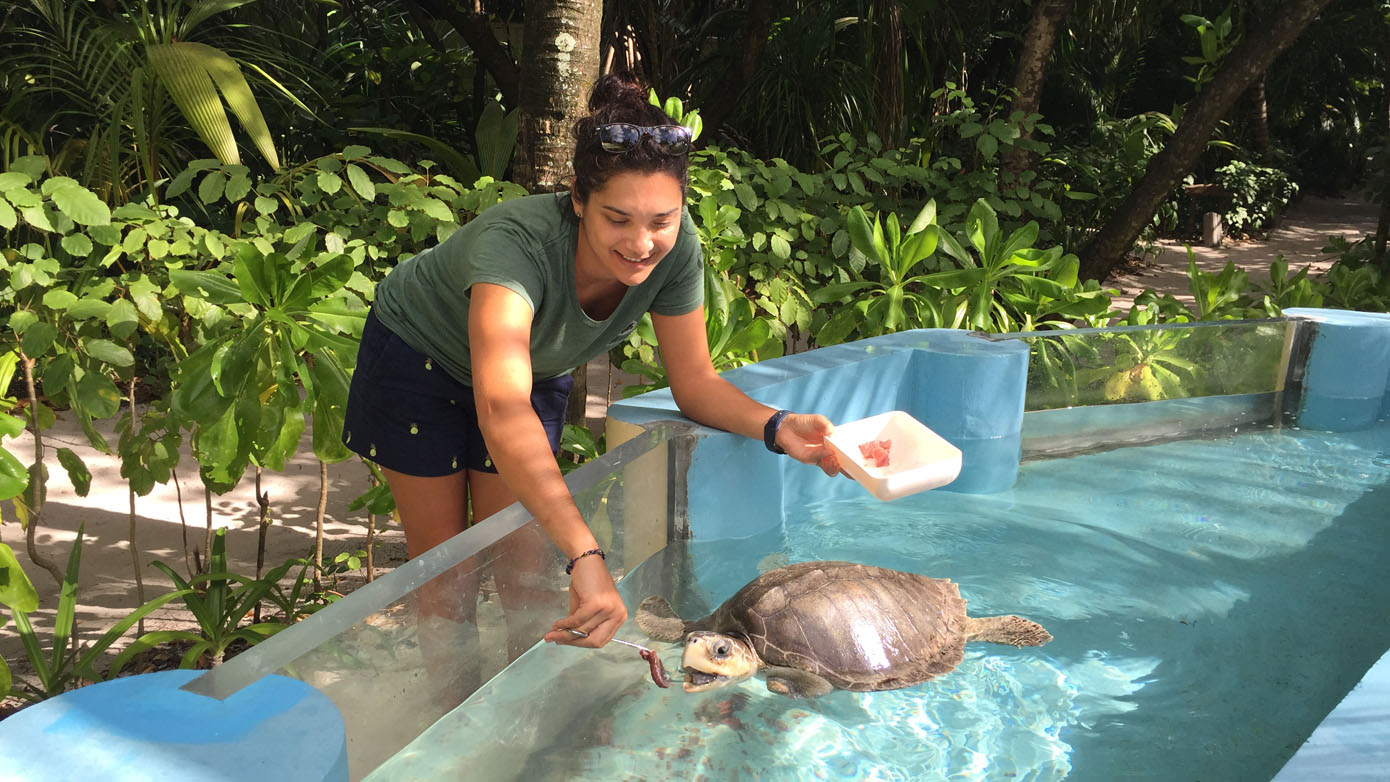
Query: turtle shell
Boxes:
[{"xmin": 706, "ymin": 560, "xmax": 970, "ymax": 691}]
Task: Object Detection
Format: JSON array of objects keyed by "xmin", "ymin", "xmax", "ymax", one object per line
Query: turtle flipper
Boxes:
[
  {"xmin": 964, "ymin": 615, "xmax": 1052, "ymax": 647},
  {"xmin": 636, "ymin": 596, "xmax": 694, "ymax": 642},
  {"xmin": 764, "ymin": 666, "xmax": 834, "ymax": 698}
]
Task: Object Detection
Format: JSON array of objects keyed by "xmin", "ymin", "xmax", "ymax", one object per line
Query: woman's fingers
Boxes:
[{"xmin": 543, "ymin": 555, "xmax": 627, "ymax": 647}]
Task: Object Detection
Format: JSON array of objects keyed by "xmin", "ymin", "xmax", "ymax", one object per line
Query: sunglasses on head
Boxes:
[{"xmin": 595, "ymin": 123, "xmax": 692, "ymax": 155}]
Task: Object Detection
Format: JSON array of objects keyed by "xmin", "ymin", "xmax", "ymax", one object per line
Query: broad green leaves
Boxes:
[
  {"xmin": 171, "ymin": 244, "xmax": 365, "ymax": 485},
  {"xmin": 811, "ymin": 202, "xmax": 943, "ymax": 344},
  {"xmin": 146, "ymin": 41, "xmax": 281, "ymax": 170}
]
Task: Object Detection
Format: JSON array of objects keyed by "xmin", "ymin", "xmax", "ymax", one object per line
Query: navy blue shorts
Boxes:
[{"xmin": 342, "ymin": 310, "xmax": 574, "ymax": 477}]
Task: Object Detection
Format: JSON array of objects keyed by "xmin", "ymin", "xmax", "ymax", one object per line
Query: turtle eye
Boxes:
[{"xmin": 714, "ymin": 642, "xmax": 730, "ymax": 657}]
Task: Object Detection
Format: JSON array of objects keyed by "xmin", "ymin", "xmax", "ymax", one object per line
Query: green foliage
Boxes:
[
  {"xmin": 559, "ymin": 424, "xmax": 606, "ymax": 475},
  {"xmin": 260, "ymin": 557, "xmax": 335, "ymax": 624},
  {"xmin": 112, "ymin": 528, "xmax": 286, "ymax": 672},
  {"xmin": 649, "ymin": 90, "xmax": 704, "ymax": 142},
  {"xmin": 1214, "ymin": 161, "xmax": 1300, "ymax": 235},
  {"xmin": 0, "ymin": 352, "xmax": 33, "ymax": 504},
  {"xmin": 5, "ymin": 527, "xmax": 190, "ymax": 701},
  {"xmin": 811, "ymin": 202, "xmax": 942, "ymax": 343},
  {"xmin": 1, "ymin": 0, "xmax": 316, "ymax": 198},
  {"xmin": 1048, "ymin": 112, "xmax": 1177, "ymax": 245},
  {"xmin": 1180, "ymin": 10, "xmax": 1237, "ymax": 93},
  {"xmin": 0, "ymin": 541, "xmax": 40, "ymax": 699},
  {"xmin": 920, "ymin": 199, "xmax": 1112, "ymax": 333}
]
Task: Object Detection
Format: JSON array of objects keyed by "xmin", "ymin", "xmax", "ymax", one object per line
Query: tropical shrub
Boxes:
[
  {"xmin": 5, "ymin": 527, "xmax": 189, "ymax": 701},
  {"xmin": 1214, "ymin": 160, "xmax": 1300, "ymax": 235}
]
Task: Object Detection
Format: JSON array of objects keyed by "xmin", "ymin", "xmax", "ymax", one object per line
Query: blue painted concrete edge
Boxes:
[
  {"xmin": 0, "ymin": 669, "xmax": 348, "ymax": 782},
  {"xmin": 1272, "ymin": 647, "xmax": 1390, "ymax": 781},
  {"xmin": 608, "ymin": 329, "xmax": 1030, "ymax": 540},
  {"xmin": 1284, "ymin": 308, "xmax": 1390, "ymax": 431}
]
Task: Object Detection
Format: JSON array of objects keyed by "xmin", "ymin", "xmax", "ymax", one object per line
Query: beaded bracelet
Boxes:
[{"xmin": 565, "ymin": 548, "xmax": 606, "ymax": 575}]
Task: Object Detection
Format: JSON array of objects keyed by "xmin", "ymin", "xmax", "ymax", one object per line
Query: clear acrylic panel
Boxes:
[
  {"xmin": 181, "ymin": 425, "xmax": 682, "ymax": 779},
  {"xmin": 1005, "ymin": 318, "xmax": 1296, "ymax": 412}
]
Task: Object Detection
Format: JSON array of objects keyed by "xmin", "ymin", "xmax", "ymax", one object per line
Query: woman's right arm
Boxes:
[{"xmin": 467, "ymin": 282, "xmax": 628, "ymax": 646}]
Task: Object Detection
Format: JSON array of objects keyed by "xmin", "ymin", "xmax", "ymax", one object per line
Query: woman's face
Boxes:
[{"xmin": 573, "ymin": 171, "xmax": 685, "ymax": 288}]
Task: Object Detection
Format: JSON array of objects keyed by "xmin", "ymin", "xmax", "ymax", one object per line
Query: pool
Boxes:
[
  {"xmin": 365, "ymin": 420, "xmax": 1390, "ymax": 781},
  {"xmin": 15, "ymin": 310, "xmax": 1383, "ymax": 780}
]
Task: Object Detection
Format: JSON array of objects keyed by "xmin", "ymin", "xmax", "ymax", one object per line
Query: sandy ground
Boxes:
[
  {"xmin": 0, "ymin": 417, "xmax": 405, "ymax": 690},
  {"xmin": 1104, "ymin": 193, "xmax": 1380, "ymax": 312},
  {"xmin": 2, "ymin": 191, "xmax": 1381, "ymax": 704}
]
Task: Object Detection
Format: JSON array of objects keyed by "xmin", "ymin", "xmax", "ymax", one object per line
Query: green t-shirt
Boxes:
[{"xmin": 371, "ymin": 191, "xmax": 704, "ymax": 385}]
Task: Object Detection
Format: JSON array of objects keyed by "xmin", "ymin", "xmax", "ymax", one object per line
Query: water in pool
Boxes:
[{"xmin": 370, "ymin": 422, "xmax": 1390, "ymax": 781}]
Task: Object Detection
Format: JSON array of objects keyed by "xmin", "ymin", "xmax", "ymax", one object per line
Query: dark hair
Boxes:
[{"xmin": 571, "ymin": 71, "xmax": 690, "ymax": 204}]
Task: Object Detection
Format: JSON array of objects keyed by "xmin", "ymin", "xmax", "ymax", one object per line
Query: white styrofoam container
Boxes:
[{"xmin": 825, "ymin": 411, "xmax": 963, "ymax": 501}]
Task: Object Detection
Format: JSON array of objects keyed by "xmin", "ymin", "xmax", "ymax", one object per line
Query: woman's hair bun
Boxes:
[{"xmin": 587, "ymin": 71, "xmax": 649, "ymax": 114}]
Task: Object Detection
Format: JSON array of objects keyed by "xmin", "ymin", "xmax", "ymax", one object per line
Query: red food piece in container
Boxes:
[{"xmin": 857, "ymin": 439, "xmax": 893, "ymax": 468}]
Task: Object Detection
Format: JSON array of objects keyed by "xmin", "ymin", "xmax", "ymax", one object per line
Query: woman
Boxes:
[{"xmin": 343, "ymin": 72, "xmax": 840, "ymax": 655}]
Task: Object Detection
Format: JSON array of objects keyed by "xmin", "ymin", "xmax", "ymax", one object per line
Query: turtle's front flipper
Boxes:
[
  {"xmin": 764, "ymin": 667, "xmax": 834, "ymax": 698},
  {"xmin": 636, "ymin": 596, "xmax": 696, "ymax": 642},
  {"xmin": 964, "ymin": 615, "xmax": 1052, "ymax": 647}
]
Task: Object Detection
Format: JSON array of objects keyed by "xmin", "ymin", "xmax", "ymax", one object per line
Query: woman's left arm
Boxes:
[{"xmin": 652, "ymin": 308, "xmax": 840, "ymax": 476}]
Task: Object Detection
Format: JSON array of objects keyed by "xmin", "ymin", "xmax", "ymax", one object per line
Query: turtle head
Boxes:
[{"xmin": 680, "ymin": 631, "xmax": 758, "ymax": 693}]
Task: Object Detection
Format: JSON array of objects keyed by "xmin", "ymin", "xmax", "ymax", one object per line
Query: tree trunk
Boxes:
[
  {"xmin": 1375, "ymin": 25, "xmax": 1390, "ymax": 269},
  {"xmin": 871, "ymin": 0, "xmax": 905, "ymax": 148},
  {"xmin": 1079, "ymin": 0, "xmax": 1336, "ymax": 282},
  {"xmin": 1000, "ymin": 0, "xmax": 1075, "ymax": 178},
  {"xmin": 127, "ymin": 377, "xmax": 145, "ymax": 635},
  {"xmin": 513, "ymin": 0, "xmax": 604, "ymax": 193},
  {"xmin": 19, "ymin": 353, "xmax": 62, "ymax": 586},
  {"xmin": 1245, "ymin": 76, "xmax": 1272, "ymax": 158},
  {"xmin": 690, "ymin": 0, "xmax": 778, "ymax": 142}
]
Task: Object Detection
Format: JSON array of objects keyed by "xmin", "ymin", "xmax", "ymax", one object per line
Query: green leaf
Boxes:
[
  {"xmin": 106, "ymin": 299, "xmax": 140, "ymax": 340},
  {"xmin": 75, "ymin": 371, "xmax": 122, "ymax": 418},
  {"xmin": 418, "ymin": 198, "xmax": 453, "ymax": 222},
  {"xmin": 232, "ymin": 246, "xmax": 276, "ymax": 307},
  {"xmin": 345, "ymin": 164, "xmax": 375, "ymax": 201},
  {"xmin": 254, "ymin": 196, "xmax": 278, "ymax": 215},
  {"xmin": 40, "ymin": 353, "xmax": 73, "ymax": 396},
  {"xmin": 225, "ymin": 174, "xmax": 252, "ymax": 201},
  {"xmin": 317, "ymin": 170, "xmax": 342, "ymax": 194},
  {"xmin": 0, "ymin": 171, "xmax": 33, "ymax": 191},
  {"xmin": 20, "ymin": 322, "xmax": 58, "ymax": 358},
  {"xmin": 770, "ymin": 234, "xmax": 791, "ymax": 260},
  {"xmin": 42, "ymin": 290, "xmax": 79, "ymax": 310},
  {"xmin": 309, "ymin": 348, "xmax": 353, "ymax": 463},
  {"xmin": 55, "ymin": 448, "xmax": 91, "ymax": 497},
  {"xmin": 122, "ymin": 227, "xmax": 148, "ymax": 254},
  {"xmin": 20, "ymin": 204, "xmax": 54, "ymax": 232},
  {"xmin": 50, "ymin": 184, "xmax": 111, "ymax": 226},
  {"xmin": 199, "ymin": 171, "xmax": 228, "ymax": 204},
  {"xmin": 170, "ymin": 269, "xmax": 246, "ymax": 306},
  {"xmin": 85, "ymin": 338, "xmax": 135, "ymax": 367},
  {"xmin": 60, "ymin": 233, "xmax": 94, "ymax": 258},
  {"xmin": 0, "ymin": 543, "xmax": 39, "ymax": 613},
  {"xmin": 0, "ymin": 198, "xmax": 17, "ymax": 231}
]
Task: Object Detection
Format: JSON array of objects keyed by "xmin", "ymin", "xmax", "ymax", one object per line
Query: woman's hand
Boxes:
[
  {"xmin": 544, "ymin": 555, "xmax": 628, "ymax": 647},
  {"xmin": 776, "ymin": 412, "xmax": 842, "ymax": 477}
]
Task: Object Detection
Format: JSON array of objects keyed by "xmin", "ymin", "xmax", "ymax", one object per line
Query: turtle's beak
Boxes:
[
  {"xmin": 681, "ymin": 667, "xmax": 727, "ymax": 693},
  {"xmin": 680, "ymin": 631, "xmax": 758, "ymax": 692}
]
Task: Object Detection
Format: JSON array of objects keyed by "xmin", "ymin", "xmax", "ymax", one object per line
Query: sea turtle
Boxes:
[{"xmin": 636, "ymin": 560, "xmax": 1052, "ymax": 698}]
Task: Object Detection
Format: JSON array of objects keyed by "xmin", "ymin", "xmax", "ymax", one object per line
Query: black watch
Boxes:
[{"xmin": 763, "ymin": 410, "xmax": 792, "ymax": 454}]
